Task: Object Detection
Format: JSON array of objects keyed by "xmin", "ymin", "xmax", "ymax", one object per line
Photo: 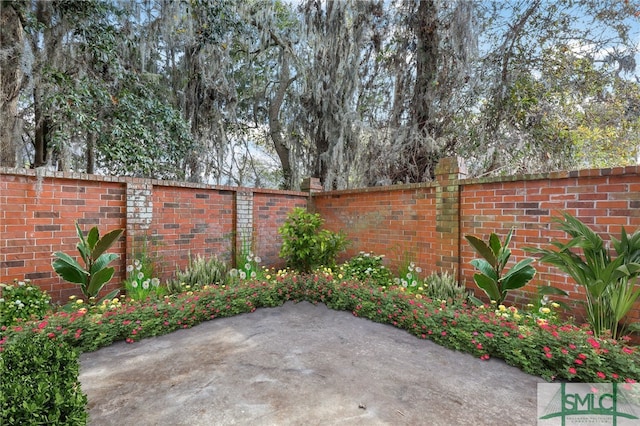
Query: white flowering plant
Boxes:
[
  {"xmin": 395, "ymin": 260, "xmax": 424, "ymax": 291},
  {"xmin": 0, "ymin": 279, "xmax": 51, "ymax": 327},
  {"xmin": 123, "ymin": 259, "xmax": 164, "ymax": 301},
  {"xmin": 342, "ymin": 252, "xmax": 393, "ymax": 287},
  {"xmin": 230, "ymin": 249, "xmax": 263, "ymax": 283}
]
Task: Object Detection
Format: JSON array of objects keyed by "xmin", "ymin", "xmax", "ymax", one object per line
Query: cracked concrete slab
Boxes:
[{"xmin": 79, "ymin": 301, "xmax": 544, "ymax": 425}]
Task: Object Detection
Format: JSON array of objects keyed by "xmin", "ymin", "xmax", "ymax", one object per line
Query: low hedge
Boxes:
[{"xmin": 0, "ymin": 332, "xmax": 87, "ymax": 425}]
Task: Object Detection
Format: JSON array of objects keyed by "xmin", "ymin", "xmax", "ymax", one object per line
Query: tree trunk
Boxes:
[
  {"xmin": 0, "ymin": 2, "xmax": 25, "ymax": 167},
  {"xmin": 86, "ymin": 131, "xmax": 96, "ymax": 174},
  {"xmin": 411, "ymin": 0, "xmax": 439, "ymax": 136},
  {"xmin": 184, "ymin": 44, "xmax": 202, "ymax": 183},
  {"xmin": 32, "ymin": 0, "xmax": 58, "ymax": 168},
  {"xmin": 268, "ymin": 49, "xmax": 295, "ymax": 189},
  {"xmin": 33, "ymin": 85, "xmax": 51, "ymax": 167}
]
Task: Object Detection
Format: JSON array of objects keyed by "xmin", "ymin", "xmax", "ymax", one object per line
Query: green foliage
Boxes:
[
  {"xmin": 233, "ymin": 238, "xmax": 263, "ymax": 281},
  {"xmin": 278, "ymin": 207, "xmax": 348, "ymax": 272},
  {"xmin": 231, "ymin": 246, "xmax": 264, "ymax": 283},
  {"xmin": 124, "ymin": 239, "xmax": 167, "ymax": 301},
  {"xmin": 171, "ymin": 254, "xmax": 228, "ymax": 292},
  {"xmin": 2, "ymin": 273, "xmax": 637, "ymax": 384},
  {"xmin": 342, "ymin": 252, "xmax": 393, "ymax": 287},
  {"xmin": 395, "ymin": 259, "xmax": 424, "ymax": 289},
  {"xmin": 422, "ymin": 271, "xmax": 473, "ymax": 303},
  {"xmin": 0, "ymin": 279, "xmax": 51, "ymax": 328},
  {"xmin": 526, "ymin": 212, "xmax": 640, "ymax": 339},
  {"xmin": 465, "ymin": 229, "xmax": 536, "ymax": 305},
  {"xmin": 52, "ymin": 223, "xmax": 124, "ymax": 302},
  {"xmin": 527, "ymin": 285, "xmax": 570, "ymax": 320},
  {"xmin": 392, "ymin": 265, "xmax": 472, "ymax": 305},
  {"xmin": 124, "ymin": 259, "xmax": 166, "ymax": 301},
  {"xmin": 94, "ymin": 73, "xmax": 195, "ymax": 179},
  {"xmin": 0, "ymin": 332, "xmax": 88, "ymax": 425}
]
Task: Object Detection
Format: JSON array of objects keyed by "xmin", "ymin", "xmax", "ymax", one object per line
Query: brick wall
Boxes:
[
  {"xmin": 313, "ymin": 160, "xmax": 640, "ymax": 324},
  {"xmin": 253, "ymin": 192, "xmax": 308, "ymax": 267},
  {"xmin": 311, "ymin": 184, "xmax": 438, "ymax": 269},
  {"xmin": 459, "ymin": 168, "xmax": 640, "ymax": 322},
  {"xmin": 1, "ymin": 168, "xmax": 308, "ymax": 303},
  {"xmin": 0, "ymin": 171, "xmax": 126, "ymax": 302},
  {"xmin": 3, "ymin": 162, "xmax": 640, "ymax": 324}
]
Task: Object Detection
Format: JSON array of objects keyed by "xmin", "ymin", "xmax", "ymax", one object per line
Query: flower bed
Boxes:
[{"xmin": 1, "ymin": 272, "xmax": 638, "ymax": 423}]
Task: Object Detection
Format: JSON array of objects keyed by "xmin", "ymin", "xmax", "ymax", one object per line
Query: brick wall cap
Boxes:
[{"xmin": 0, "ymin": 167, "xmax": 308, "ymax": 197}]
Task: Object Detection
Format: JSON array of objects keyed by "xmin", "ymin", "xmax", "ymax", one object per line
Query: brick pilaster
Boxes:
[
  {"xmin": 435, "ymin": 157, "xmax": 467, "ymax": 276},
  {"xmin": 126, "ymin": 181, "xmax": 153, "ymax": 268},
  {"xmin": 234, "ymin": 191, "xmax": 254, "ymax": 265}
]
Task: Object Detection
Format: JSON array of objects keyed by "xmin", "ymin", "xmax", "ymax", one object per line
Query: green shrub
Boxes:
[
  {"xmin": 342, "ymin": 252, "xmax": 393, "ymax": 287},
  {"xmin": 0, "ymin": 332, "xmax": 88, "ymax": 425},
  {"xmin": 278, "ymin": 207, "xmax": 348, "ymax": 272},
  {"xmin": 171, "ymin": 254, "xmax": 228, "ymax": 292},
  {"xmin": 395, "ymin": 260, "xmax": 424, "ymax": 289},
  {"xmin": 1, "ymin": 274, "xmax": 638, "ymax": 386},
  {"xmin": 0, "ymin": 279, "xmax": 51, "ymax": 328},
  {"xmin": 124, "ymin": 259, "xmax": 167, "ymax": 301}
]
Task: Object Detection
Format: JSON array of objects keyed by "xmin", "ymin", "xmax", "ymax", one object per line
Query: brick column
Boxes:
[
  {"xmin": 126, "ymin": 181, "xmax": 153, "ymax": 268},
  {"xmin": 234, "ymin": 191, "xmax": 253, "ymax": 265},
  {"xmin": 301, "ymin": 177, "xmax": 322, "ymax": 193},
  {"xmin": 434, "ymin": 157, "xmax": 467, "ymax": 276},
  {"xmin": 301, "ymin": 177, "xmax": 322, "ymax": 212}
]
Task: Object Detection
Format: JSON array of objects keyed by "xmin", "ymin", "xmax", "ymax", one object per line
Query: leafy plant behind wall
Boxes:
[
  {"xmin": 52, "ymin": 222, "xmax": 124, "ymax": 302},
  {"xmin": 525, "ymin": 211, "xmax": 640, "ymax": 339},
  {"xmin": 465, "ymin": 228, "xmax": 537, "ymax": 305}
]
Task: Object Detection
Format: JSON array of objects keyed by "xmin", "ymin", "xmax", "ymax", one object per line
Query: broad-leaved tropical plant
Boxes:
[
  {"xmin": 52, "ymin": 223, "xmax": 124, "ymax": 302},
  {"xmin": 525, "ymin": 212, "xmax": 640, "ymax": 339},
  {"xmin": 465, "ymin": 228, "xmax": 536, "ymax": 305}
]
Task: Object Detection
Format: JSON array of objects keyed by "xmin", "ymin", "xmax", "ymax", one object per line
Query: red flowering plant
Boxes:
[{"xmin": 1, "ymin": 272, "xmax": 638, "ymax": 384}]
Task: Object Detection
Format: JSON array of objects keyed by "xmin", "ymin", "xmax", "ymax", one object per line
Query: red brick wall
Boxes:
[
  {"xmin": 1, "ymin": 169, "xmax": 308, "ymax": 304},
  {"xmin": 3, "ymin": 163, "xmax": 640, "ymax": 325},
  {"xmin": 148, "ymin": 185, "xmax": 236, "ymax": 278},
  {"xmin": 313, "ymin": 163, "xmax": 640, "ymax": 324},
  {"xmin": 311, "ymin": 185, "xmax": 438, "ymax": 269},
  {"xmin": 0, "ymin": 172, "xmax": 126, "ymax": 302},
  {"xmin": 253, "ymin": 192, "xmax": 308, "ymax": 268},
  {"xmin": 460, "ymin": 168, "xmax": 640, "ymax": 322}
]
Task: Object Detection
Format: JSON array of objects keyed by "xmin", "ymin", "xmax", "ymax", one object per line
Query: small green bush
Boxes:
[
  {"xmin": 124, "ymin": 258, "xmax": 167, "ymax": 301},
  {"xmin": 171, "ymin": 254, "xmax": 228, "ymax": 292},
  {"xmin": 278, "ymin": 207, "xmax": 348, "ymax": 272},
  {"xmin": 342, "ymin": 252, "xmax": 393, "ymax": 286},
  {"xmin": 0, "ymin": 279, "xmax": 51, "ymax": 328},
  {"xmin": 0, "ymin": 332, "xmax": 88, "ymax": 425}
]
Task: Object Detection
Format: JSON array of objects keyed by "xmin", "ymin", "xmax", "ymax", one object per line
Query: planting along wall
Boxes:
[
  {"xmin": 459, "ymin": 168, "xmax": 640, "ymax": 323},
  {"xmin": 0, "ymin": 168, "xmax": 307, "ymax": 303},
  {"xmin": 313, "ymin": 159, "xmax": 640, "ymax": 324},
  {"xmin": 2, "ymin": 160, "xmax": 639, "ymax": 324}
]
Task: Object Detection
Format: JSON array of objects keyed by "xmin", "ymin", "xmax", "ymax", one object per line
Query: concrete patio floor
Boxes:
[{"xmin": 79, "ymin": 301, "xmax": 545, "ymax": 425}]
